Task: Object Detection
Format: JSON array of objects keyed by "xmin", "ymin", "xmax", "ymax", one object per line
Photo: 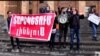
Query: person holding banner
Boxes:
[
  {"xmin": 69, "ymin": 8, "xmax": 84, "ymax": 50},
  {"xmin": 88, "ymin": 8, "xmax": 99, "ymax": 41},
  {"xmin": 49, "ymin": 11, "xmax": 58, "ymax": 51},
  {"xmin": 7, "ymin": 11, "xmax": 21, "ymax": 52}
]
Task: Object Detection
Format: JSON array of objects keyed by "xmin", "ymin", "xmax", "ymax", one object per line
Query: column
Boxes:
[
  {"xmin": 78, "ymin": 1, "xmax": 86, "ymax": 15},
  {"xmin": 32, "ymin": 1, "xmax": 38, "ymax": 14},
  {"xmin": 0, "ymin": 1, "xmax": 8, "ymax": 19},
  {"xmin": 47, "ymin": 1, "xmax": 55, "ymax": 11},
  {"xmin": 21, "ymin": 1, "xmax": 29, "ymax": 14}
]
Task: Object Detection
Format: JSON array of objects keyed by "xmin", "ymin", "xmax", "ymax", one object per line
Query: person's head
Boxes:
[
  {"xmin": 7, "ymin": 11, "xmax": 12, "ymax": 17},
  {"xmin": 61, "ymin": 7, "xmax": 66, "ymax": 14},
  {"xmin": 72, "ymin": 8, "xmax": 78, "ymax": 15},
  {"xmin": 72, "ymin": 7, "xmax": 76, "ymax": 11},
  {"xmin": 92, "ymin": 8, "xmax": 96, "ymax": 13}
]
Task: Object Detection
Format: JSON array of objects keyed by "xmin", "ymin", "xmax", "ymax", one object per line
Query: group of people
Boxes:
[
  {"xmin": 39, "ymin": 4, "xmax": 99, "ymax": 51},
  {"xmin": 39, "ymin": 3, "xmax": 84, "ymax": 51},
  {"xmin": 6, "ymin": 3, "xmax": 99, "ymax": 52},
  {"xmin": 48, "ymin": 6, "xmax": 85, "ymax": 51}
]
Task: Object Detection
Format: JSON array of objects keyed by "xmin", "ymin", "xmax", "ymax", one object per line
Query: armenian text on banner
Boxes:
[{"xmin": 9, "ymin": 13, "xmax": 55, "ymax": 41}]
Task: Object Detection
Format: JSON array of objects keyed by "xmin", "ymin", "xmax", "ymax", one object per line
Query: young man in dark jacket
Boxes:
[
  {"xmin": 69, "ymin": 8, "xmax": 84, "ymax": 50},
  {"xmin": 7, "ymin": 11, "xmax": 21, "ymax": 52}
]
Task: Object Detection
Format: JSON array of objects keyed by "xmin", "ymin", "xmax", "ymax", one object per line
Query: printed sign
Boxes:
[{"xmin": 88, "ymin": 14, "xmax": 100, "ymax": 25}]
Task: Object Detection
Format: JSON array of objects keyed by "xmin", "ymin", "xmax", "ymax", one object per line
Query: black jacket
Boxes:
[
  {"xmin": 7, "ymin": 16, "xmax": 11, "ymax": 29},
  {"xmin": 53, "ymin": 16, "xmax": 58, "ymax": 29},
  {"xmin": 69, "ymin": 14, "xmax": 84, "ymax": 29}
]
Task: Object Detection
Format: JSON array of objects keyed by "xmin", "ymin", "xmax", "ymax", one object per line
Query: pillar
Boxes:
[
  {"xmin": 0, "ymin": 1, "xmax": 8, "ymax": 19},
  {"xmin": 21, "ymin": 1, "xmax": 29, "ymax": 14},
  {"xmin": 32, "ymin": 1, "xmax": 38, "ymax": 14},
  {"xmin": 47, "ymin": 1, "xmax": 55, "ymax": 11},
  {"xmin": 78, "ymin": 1, "xmax": 86, "ymax": 15}
]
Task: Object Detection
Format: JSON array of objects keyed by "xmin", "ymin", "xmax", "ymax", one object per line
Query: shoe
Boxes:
[
  {"xmin": 70, "ymin": 47, "xmax": 73, "ymax": 50},
  {"xmin": 92, "ymin": 38, "xmax": 98, "ymax": 41},
  {"xmin": 75, "ymin": 47, "xmax": 80, "ymax": 51},
  {"xmin": 12, "ymin": 49, "xmax": 21, "ymax": 52},
  {"xmin": 50, "ymin": 48, "xmax": 54, "ymax": 51}
]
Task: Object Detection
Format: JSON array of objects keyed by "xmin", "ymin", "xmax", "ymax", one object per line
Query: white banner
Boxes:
[{"xmin": 88, "ymin": 14, "xmax": 100, "ymax": 25}]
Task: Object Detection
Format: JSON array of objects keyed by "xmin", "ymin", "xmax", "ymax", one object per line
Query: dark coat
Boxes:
[
  {"xmin": 7, "ymin": 16, "xmax": 11, "ymax": 29},
  {"xmin": 69, "ymin": 14, "xmax": 84, "ymax": 29},
  {"xmin": 53, "ymin": 16, "xmax": 58, "ymax": 29}
]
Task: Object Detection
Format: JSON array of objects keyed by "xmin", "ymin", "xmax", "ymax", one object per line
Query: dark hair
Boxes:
[
  {"xmin": 7, "ymin": 11, "xmax": 11, "ymax": 14},
  {"xmin": 92, "ymin": 8, "xmax": 96, "ymax": 13},
  {"xmin": 72, "ymin": 9, "xmax": 79, "ymax": 15},
  {"xmin": 61, "ymin": 7, "xmax": 65, "ymax": 12}
]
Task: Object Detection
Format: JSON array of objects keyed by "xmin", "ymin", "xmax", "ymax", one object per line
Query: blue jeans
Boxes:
[
  {"xmin": 70, "ymin": 28, "xmax": 80, "ymax": 49},
  {"xmin": 91, "ymin": 23, "xmax": 97, "ymax": 39}
]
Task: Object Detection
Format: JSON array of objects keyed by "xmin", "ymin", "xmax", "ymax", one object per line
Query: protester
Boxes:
[
  {"xmin": 49, "ymin": 11, "xmax": 58, "ymax": 51},
  {"xmin": 7, "ymin": 11, "xmax": 21, "ymax": 52},
  {"xmin": 58, "ymin": 7, "xmax": 69, "ymax": 48},
  {"xmin": 69, "ymin": 8, "xmax": 84, "ymax": 50},
  {"xmin": 39, "ymin": 3, "xmax": 51, "ymax": 48},
  {"xmin": 39, "ymin": 3, "xmax": 50, "ymax": 13},
  {"xmin": 88, "ymin": 8, "xmax": 99, "ymax": 41}
]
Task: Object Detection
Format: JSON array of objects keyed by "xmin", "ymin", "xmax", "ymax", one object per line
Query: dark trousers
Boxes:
[
  {"xmin": 49, "ymin": 33, "xmax": 55, "ymax": 49},
  {"xmin": 10, "ymin": 36, "xmax": 20, "ymax": 49},
  {"xmin": 70, "ymin": 28, "xmax": 80, "ymax": 50},
  {"xmin": 59, "ymin": 23, "xmax": 68, "ymax": 47}
]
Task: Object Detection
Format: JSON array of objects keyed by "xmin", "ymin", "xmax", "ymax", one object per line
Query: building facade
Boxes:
[{"xmin": 0, "ymin": 1, "xmax": 100, "ymax": 19}]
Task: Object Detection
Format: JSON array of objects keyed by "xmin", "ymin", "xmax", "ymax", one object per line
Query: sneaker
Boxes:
[
  {"xmin": 92, "ymin": 38, "xmax": 98, "ymax": 41},
  {"xmin": 12, "ymin": 49, "xmax": 21, "ymax": 52}
]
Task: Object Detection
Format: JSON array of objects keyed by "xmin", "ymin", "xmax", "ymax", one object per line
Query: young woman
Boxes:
[{"xmin": 58, "ymin": 7, "xmax": 69, "ymax": 48}]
